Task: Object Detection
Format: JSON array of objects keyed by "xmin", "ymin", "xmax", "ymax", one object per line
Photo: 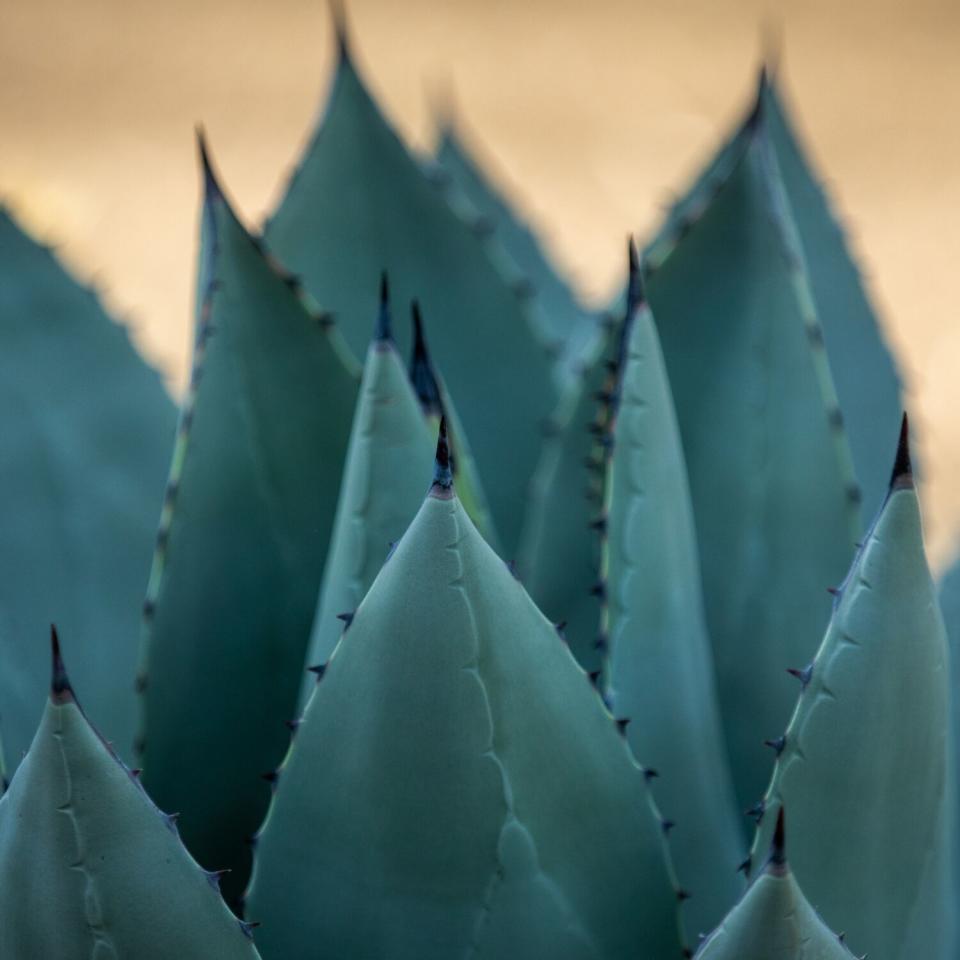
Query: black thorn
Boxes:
[
  {"xmin": 661, "ymin": 819, "xmax": 675, "ymax": 835},
  {"xmin": 827, "ymin": 586, "xmax": 841, "ymax": 597},
  {"xmin": 206, "ymin": 868, "xmax": 230, "ymax": 891},
  {"xmin": 593, "ymin": 633, "xmax": 608, "ymax": 652},
  {"xmin": 336, "ymin": 611, "xmax": 355, "ymax": 629},
  {"xmin": 737, "ymin": 855, "xmax": 751, "ymax": 875},
  {"xmin": 375, "ymin": 273, "xmax": 392, "ymax": 342},
  {"xmin": 764, "ymin": 735, "xmax": 786, "ymax": 756},
  {"xmin": 50, "ymin": 625, "xmax": 74, "ymax": 704},
  {"xmin": 676, "ymin": 889, "xmax": 691, "ymax": 902},
  {"xmin": 627, "ymin": 236, "xmax": 645, "ymax": 310},
  {"xmin": 308, "ymin": 663, "xmax": 328, "ymax": 680},
  {"xmin": 195, "ymin": 126, "xmax": 223, "ymax": 203},
  {"xmin": 239, "ymin": 919, "xmax": 261, "ymax": 940},
  {"xmin": 769, "ymin": 806, "xmax": 786, "ymax": 866},
  {"xmin": 643, "ymin": 768, "xmax": 659, "ymax": 782},
  {"xmin": 746, "ymin": 799, "xmax": 766, "ymax": 823},
  {"xmin": 330, "ymin": 0, "xmax": 350, "ymax": 62},
  {"xmin": 134, "ymin": 674, "xmax": 148, "ymax": 694},
  {"xmin": 615, "ymin": 717, "xmax": 630, "ymax": 736},
  {"xmin": 890, "ymin": 412, "xmax": 912, "ymax": 489},
  {"xmin": 285, "ymin": 718, "xmax": 301, "ymax": 732},
  {"xmin": 554, "ymin": 621, "xmax": 567, "ymax": 642},
  {"xmin": 432, "ymin": 416, "xmax": 453, "ymax": 491},
  {"xmin": 589, "ymin": 580, "xmax": 607, "ymax": 600},
  {"xmin": 142, "ymin": 599, "xmax": 156, "ymax": 621},
  {"xmin": 587, "ymin": 670, "xmax": 602, "ymax": 689},
  {"xmin": 260, "ymin": 770, "xmax": 279, "ymax": 785},
  {"xmin": 786, "ymin": 664, "xmax": 813, "ymax": 689},
  {"xmin": 130, "ymin": 768, "xmax": 143, "ymax": 779},
  {"xmin": 409, "ymin": 301, "xmax": 444, "ymax": 416},
  {"xmin": 589, "ymin": 515, "xmax": 608, "ymax": 533}
]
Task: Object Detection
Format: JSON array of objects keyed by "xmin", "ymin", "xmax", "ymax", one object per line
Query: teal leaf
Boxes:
[
  {"xmin": 263, "ymin": 21, "xmax": 556, "ymax": 553},
  {"xmin": 760, "ymin": 74, "xmax": 903, "ymax": 517},
  {"xmin": 137, "ymin": 135, "xmax": 358, "ymax": 902},
  {"xmin": 644, "ymin": 94, "xmax": 861, "ymax": 813},
  {"xmin": 299, "ymin": 277, "xmax": 435, "ymax": 700},
  {"xmin": 409, "ymin": 300, "xmax": 499, "ymax": 550},
  {"xmin": 432, "ymin": 116, "xmax": 599, "ymax": 379},
  {"xmin": 748, "ymin": 419, "xmax": 953, "ymax": 960},
  {"xmin": 603, "ymin": 252, "xmax": 743, "ymax": 935},
  {"xmin": 695, "ymin": 810, "xmax": 852, "ymax": 959},
  {"xmin": 248, "ymin": 423, "xmax": 683, "ymax": 960},
  {"xmin": 0, "ymin": 207, "xmax": 176, "ymax": 767},
  {"xmin": 0, "ymin": 630, "xmax": 261, "ymax": 959}
]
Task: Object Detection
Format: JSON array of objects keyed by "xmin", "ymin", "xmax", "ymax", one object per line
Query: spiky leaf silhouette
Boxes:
[
  {"xmin": 602, "ymin": 265, "xmax": 742, "ymax": 935},
  {"xmin": 263, "ymin": 17, "xmax": 555, "ymax": 552},
  {"xmin": 299, "ymin": 280, "xmax": 435, "ymax": 701},
  {"xmin": 748, "ymin": 419, "xmax": 952, "ymax": 960},
  {"xmin": 0, "ymin": 209, "xmax": 176, "ymax": 767},
  {"xmin": 433, "ymin": 115, "xmax": 599, "ymax": 378},
  {"xmin": 695, "ymin": 810, "xmax": 852, "ymax": 959},
  {"xmin": 644, "ymin": 84, "xmax": 860, "ymax": 813},
  {"xmin": 137, "ymin": 136, "xmax": 358, "ymax": 901},
  {"xmin": 0, "ymin": 630, "xmax": 261, "ymax": 958},
  {"xmin": 248, "ymin": 424, "xmax": 683, "ymax": 960}
]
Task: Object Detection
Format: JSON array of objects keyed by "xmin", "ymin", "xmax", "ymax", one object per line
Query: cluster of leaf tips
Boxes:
[{"xmin": 0, "ymin": 7, "xmax": 957, "ymax": 960}]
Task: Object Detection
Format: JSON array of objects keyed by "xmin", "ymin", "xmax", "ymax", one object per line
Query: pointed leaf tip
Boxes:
[
  {"xmin": 195, "ymin": 127, "xmax": 223, "ymax": 203},
  {"xmin": 330, "ymin": 0, "xmax": 350, "ymax": 61},
  {"xmin": 50, "ymin": 624, "xmax": 74, "ymax": 704},
  {"xmin": 375, "ymin": 272, "xmax": 393, "ymax": 342},
  {"xmin": 409, "ymin": 301, "xmax": 443, "ymax": 416},
  {"xmin": 431, "ymin": 416, "xmax": 453, "ymax": 494},
  {"xmin": 890, "ymin": 413, "xmax": 912, "ymax": 489},
  {"xmin": 627, "ymin": 237, "xmax": 645, "ymax": 310},
  {"xmin": 768, "ymin": 806, "xmax": 786, "ymax": 867}
]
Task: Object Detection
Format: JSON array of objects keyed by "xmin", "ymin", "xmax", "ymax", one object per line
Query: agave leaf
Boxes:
[
  {"xmin": 602, "ymin": 257, "xmax": 743, "ymax": 935},
  {"xmin": 643, "ymin": 95, "xmax": 860, "ymax": 813},
  {"xmin": 0, "ymin": 721, "xmax": 6, "ymax": 794},
  {"xmin": 409, "ymin": 301, "xmax": 499, "ymax": 550},
  {"xmin": 937, "ymin": 554, "xmax": 960, "ymax": 917},
  {"xmin": 0, "ymin": 208, "xmax": 176, "ymax": 766},
  {"xmin": 263, "ymin": 21, "xmax": 555, "ymax": 553},
  {"xmin": 759, "ymin": 75, "xmax": 903, "ymax": 517},
  {"xmin": 432, "ymin": 118, "xmax": 599, "ymax": 379},
  {"xmin": 248, "ymin": 424, "xmax": 683, "ymax": 960},
  {"xmin": 516, "ymin": 307, "xmax": 619, "ymax": 672},
  {"xmin": 299, "ymin": 280, "xmax": 435, "ymax": 702},
  {"xmin": 695, "ymin": 810, "xmax": 851, "ymax": 959},
  {"xmin": 137, "ymin": 136, "xmax": 358, "ymax": 902},
  {"xmin": 748, "ymin": 420, "xmax": 952, "ymax": 960},
  {"xmin": 0, "ymin": 631, "xmax": 261, "ymax": 958}
]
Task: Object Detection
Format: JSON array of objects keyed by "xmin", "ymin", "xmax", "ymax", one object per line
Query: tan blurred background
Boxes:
[{"xmin": 1, "ymin": 0, "xmax": 958, "ymax": 563}]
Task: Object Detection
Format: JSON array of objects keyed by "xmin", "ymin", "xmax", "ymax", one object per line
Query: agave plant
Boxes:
[{"xmin": 0, "ymin": 8, "xmax": 954, "ymax": 960}]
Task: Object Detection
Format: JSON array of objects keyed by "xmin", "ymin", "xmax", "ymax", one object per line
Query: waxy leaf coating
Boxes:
[
  {"xmin": 749, "ymin": 426, "xmax": 952, "ymax": 960},
  {"xmin": 263, "ymin": 26, "xmax": 556, "ymax": 552},
  {"xmin": 137, "ymin": 138, "xmax": 358, "ymax": 900},
  {"xmin": 249, "ymin": 437, "xmax": 682, "ymax": 960},
  {"xmin": 0, "ymin": 633, "xmax": 261, "ymax": 959}
]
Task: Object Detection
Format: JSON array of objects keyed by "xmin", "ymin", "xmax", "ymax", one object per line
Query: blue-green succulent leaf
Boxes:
[
  {"xmin": 0, "ymin": 631, "xmax": 261, "ymax": 959},
  {"xmin": 696, "ymin": 810, "xmax": 852, "ymax": 959},
  {"xmin": 433, "ymin": 118, "xmax": 599, "ymax": 378},
  {"xmin": 0, "ymin": 208, "xmax": 176, "ymax": 768},
  {"xmin": 263, "ymin": 26, "xmax": 556, "ymax": 552},
  {"xmin": 248, "ymin": 426, "xmax": 683, "ymax": 960},
  {"xmin": 603, "ymin": 277, "xmax": 743, "ymax": 935},
  {"xmin": 137, "ymin": 136, "xmax": 358, "ymax": 901},
  {"xmin": 644, "ymin": 102, "xmax": 861, "ymax": 813},
  {"xmin": 748, "ymin": 421, "xmax": 953, "ymax": 960}
]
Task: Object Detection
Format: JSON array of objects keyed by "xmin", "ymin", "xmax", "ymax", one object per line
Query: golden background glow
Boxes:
[{"xmin": 2, "ymin": 0, "xmax": 958, "ymax": 562}]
